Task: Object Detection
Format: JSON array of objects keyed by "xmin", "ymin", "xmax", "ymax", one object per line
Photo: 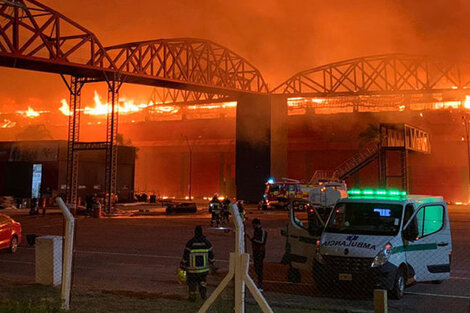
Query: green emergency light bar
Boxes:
[{"xmin": 347, "ymin": 189, "xmax": 407, "ymax": 197}]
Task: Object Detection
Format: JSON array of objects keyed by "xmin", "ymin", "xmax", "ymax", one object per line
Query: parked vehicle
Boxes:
[
  {"xmin": 314, "ymin": 189, "xmax": 452, "ymax": 299},
  {"xmin": 0, "ymin": 213, "xmax": 22, "ymax": 253},
  {"xmin": 281, "ymin": 182, "xmax": 346, "ymax": 282},
  {"xmin": 166, "ymin": 202, "xmax": 197, "ymax": 214},
  {"xmin": 261, "ymin": 178, "xmax": 347, "ymax": 210}
]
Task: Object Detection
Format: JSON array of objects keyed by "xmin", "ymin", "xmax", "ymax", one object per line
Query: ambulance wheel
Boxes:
[{"xmin": 390, "ymin": 267, "xmax": 406, "ymax": 299}]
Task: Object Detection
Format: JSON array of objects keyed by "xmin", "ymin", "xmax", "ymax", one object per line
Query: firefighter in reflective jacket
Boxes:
[
  {"xmin": 209, "ymin": 194, "xmax": 221, "ymax": 227},
  {"xmin": 181, "ymin": 225, "xmax": 216, "ymax": 301}
]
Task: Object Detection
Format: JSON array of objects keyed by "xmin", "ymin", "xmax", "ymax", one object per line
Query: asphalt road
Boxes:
[{"xmin": 1, "ymin": 204, "xmax": 470, "ymax": 313}]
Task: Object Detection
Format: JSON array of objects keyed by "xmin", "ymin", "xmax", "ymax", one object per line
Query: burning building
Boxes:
[
  {"xmin": 0, "ymin": 140, "xmax": 135, "ymax": 202},
  {"xmin": 0, "ymin": 88, "xmax": 468, "ymax": 203}
]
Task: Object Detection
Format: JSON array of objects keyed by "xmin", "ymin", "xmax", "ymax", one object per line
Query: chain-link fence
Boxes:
[{"xmin": 0, "ymin": 198, "xmax": 470, "ymax": 313}]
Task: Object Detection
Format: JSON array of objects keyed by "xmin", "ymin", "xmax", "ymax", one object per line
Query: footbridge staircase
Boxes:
[{"xmin": 310, "ymin": 124, "xmax": 431, "ymax": 191}]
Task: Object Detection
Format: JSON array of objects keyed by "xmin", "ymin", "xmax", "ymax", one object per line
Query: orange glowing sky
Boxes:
[{"xmin": 1, "ymin": 0, "xmax": 470, "ymax": 111}]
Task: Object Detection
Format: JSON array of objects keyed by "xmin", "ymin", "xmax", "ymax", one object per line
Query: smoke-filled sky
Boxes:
[{"xmin": 1, "ymin": 0, "xmax": 470, "ymax": 110}]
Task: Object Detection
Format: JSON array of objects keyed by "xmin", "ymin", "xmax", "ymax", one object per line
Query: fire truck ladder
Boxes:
[
  {"xmin": 309, "ymin": 170, "xmax": 339, "ymax": 184},
  {"xmin": 63, "ymin": 74, "xmax": 123, "ymax": 215},
  {"xmin": 331, "ymin": 124, "xmax": 431, "ymax": 192}
]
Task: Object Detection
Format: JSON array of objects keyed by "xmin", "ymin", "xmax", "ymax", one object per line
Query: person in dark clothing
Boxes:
[
  {"xmin": 209, "ymin": 194, "xmax": 221, "ymax": 227},
  {"xmin": 221, "ymin": 198, "xmax": 231, "ymax": 224},
  {"xmin": 181, "ymin": 225, "xmax": 216, "ymax": 301},
  {"xmin": 247, "ymin": 218, "xmax": 267, "ymax": 290},
  {"xmin": 237, "ymin": 200, "xmax": 246, "ymax": 222},
  {"xmin": 85, "ymin": 195, "xmax": 93, "ymax": 216}
]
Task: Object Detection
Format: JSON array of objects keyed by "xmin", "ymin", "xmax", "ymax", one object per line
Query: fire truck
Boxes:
[
  {"xmin": 259, "ymin": 178, "xmax": 309, "ymax": 210},
  {"xmin": 260, "ymin": 178, "xmax": 346, "ymax": 210}
]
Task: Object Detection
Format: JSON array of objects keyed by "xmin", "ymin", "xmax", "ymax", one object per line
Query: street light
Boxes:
[
  {"xmin": 462, "ymin": 113, "xmax": 470, "ymax": 202},
  {"xmin": 182, "ymin": 135, "xmax": 192, "ymax": 200}
]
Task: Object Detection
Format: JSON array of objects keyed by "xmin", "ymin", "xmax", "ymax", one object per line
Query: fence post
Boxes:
[
  {"xmin": 198, "ymin": 203, "xmax": 273, "ymax": 313},
  {"xmin": 374, "ymin": 289, "xmax": 388, "ymax": 313},
  {"xmin": 56, "ymin": 197, "xmax": 75, "ymax": 311}
]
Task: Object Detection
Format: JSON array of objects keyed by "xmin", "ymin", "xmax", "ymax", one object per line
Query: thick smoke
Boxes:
[{"xmin": 1, "ymin": 0, "xmax": 470, "ymax": 106}]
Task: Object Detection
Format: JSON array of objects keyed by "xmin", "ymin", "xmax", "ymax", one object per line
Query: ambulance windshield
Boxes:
[{"xmin": 325, "ymin": 202, "xmax": 403, "ymax": 236}]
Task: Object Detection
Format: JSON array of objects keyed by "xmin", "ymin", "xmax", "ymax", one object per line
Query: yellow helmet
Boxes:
[{"xmin": 177, "ymin": 267, "xmax": 187, "ymax": 284}]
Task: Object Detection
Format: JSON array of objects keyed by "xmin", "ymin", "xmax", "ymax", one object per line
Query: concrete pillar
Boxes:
[
  {"xmin": 270, "ymin": 95, "xmax": 288, "ymax": 180},
  {"xmin": 235, "ymin": 94, "xmax": 287, "ymax": 202}
]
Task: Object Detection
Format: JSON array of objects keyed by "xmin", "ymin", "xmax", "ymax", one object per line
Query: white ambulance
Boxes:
[{"xmin": 314, "ymin": 189, "xmax": 452, "ymax": 299}]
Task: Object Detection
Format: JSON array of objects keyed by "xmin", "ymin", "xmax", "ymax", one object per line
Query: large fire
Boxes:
[
  {"xmin": 58, "ymin": 90, "xmax": 237, "ymax": 117},
  {"xmin": 59, "ymin": 91, "xmax": 156, "ymax": 117},
  {"xmin": 0, "ymin": 91, "xmax": 470, "ymax": 128}
]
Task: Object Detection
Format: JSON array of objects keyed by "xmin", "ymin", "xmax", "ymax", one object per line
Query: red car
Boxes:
[{"xmin": 0, "ymin": 213, "xmax": 22, "ymax": 253}]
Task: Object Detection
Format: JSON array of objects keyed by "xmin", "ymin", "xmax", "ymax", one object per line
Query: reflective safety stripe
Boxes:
[
  {"xmin": 190, "ymin": 249, "xmax": 211, "ymax": 253},
  {"xmin": 391, "ymin": 243, "xmax": 438, "ymax": 254},
  {"xmin": 253, "ymin": 229, "xmax": 267, "ymax": 245},
  {"xmin": 188, "ymin": 268, "xmax": 209, "ymax": 274},
  {"xmin": 188, "ymin": 249, "xmax": 210, "ymax": 273}
]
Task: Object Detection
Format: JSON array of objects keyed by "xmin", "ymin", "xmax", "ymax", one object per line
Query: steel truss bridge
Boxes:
[
  {"xmin": 0, "ymin": 0, "xmax": 267, "ymax": 212},
  {"xmin": 1, "ymin": 0, "xmax": 470, "ymax": 209},
  {"xmin": 273, "ymin": 54, "xmax": 470, "ymax": 98}
]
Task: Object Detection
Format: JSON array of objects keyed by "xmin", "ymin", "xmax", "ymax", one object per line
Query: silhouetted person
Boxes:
[{"xmin": 247, "ymin": 218, "xmax": 267, "ymax": 290}]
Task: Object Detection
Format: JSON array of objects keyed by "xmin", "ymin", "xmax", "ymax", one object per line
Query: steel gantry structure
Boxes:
[{"xmin": 0, "ymin": 0, "xmax": 268, "ymax": 212}]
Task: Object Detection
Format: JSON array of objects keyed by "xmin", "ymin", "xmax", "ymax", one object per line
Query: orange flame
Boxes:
[
  {"xmin": 16, "ymin": 106, "xmax": 48, "ymax": 118},
  {"xmin": 60, "ymin": 91, "xmax": 157, "ymax": 117},
  {"xmin": 59, "ymin": 99, "xmax": 72, "ymax": 116},
  {"xmin": 11, "ymin": 91, "xmax": 470, "ymax": 121},
  {"xmin": 1, "ymin": 119, "xmax": 16, "ymax": 128},
  {"xmin": 464, "ymin": 95, "xmax": 470, "ymax": 109}
]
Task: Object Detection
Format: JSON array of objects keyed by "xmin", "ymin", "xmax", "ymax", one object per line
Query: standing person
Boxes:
[
  {"xmin": 209, "ymin": 194, "xmax": 221, "ymax": 227},
  {"xmin": 181, "ymin": 226, "xmax": 216, "ymax": 301},
  {"xmin": 247, "ymin": 218, "xmax": 267, "ymax": 291},
  {"xmin": 85, "ymin": 195, "xmax": 93, "ymax": 216},
  {"xmin": 221, "ymin": 198, "xmax": 231, "ymax": 224},
  {"xmin": 91, "ymin": 194, "xmax": 101, "ymax": 217}
]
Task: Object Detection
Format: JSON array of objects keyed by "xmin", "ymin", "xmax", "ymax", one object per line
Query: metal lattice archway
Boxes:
[{"xmin": 273, "ymin": 54, "xmax": 470, "ymax": 97}]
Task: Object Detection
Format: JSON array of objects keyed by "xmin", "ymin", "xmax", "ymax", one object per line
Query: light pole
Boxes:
[
  {"xmin": 463, "ymin": 114, "xmax": 470, "ymax": 202},
  {"xmin": 183, "ymin": 135, "xmax": 192, "ymax": 200}
]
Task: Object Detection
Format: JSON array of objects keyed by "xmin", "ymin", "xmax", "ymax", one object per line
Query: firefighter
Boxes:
[
  {"xmin": 209, "ymin": 194, "xmax": 221, "ymax": 227},
  {"xmin": 247, "ymin": 218, "xmax": 267, "ymax": 291},
  {"xmin": 181, "ymin": 226, "xmax": 216, "ymax": 301},
  {"xmin": 221, "ymin": 198, "xmax": 231, "ymax": 224},
  {"xmin": 237, "ymin": 200, "xmax": 246, "ymax": 222}
]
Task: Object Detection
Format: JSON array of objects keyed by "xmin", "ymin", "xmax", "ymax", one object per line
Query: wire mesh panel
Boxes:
[
  {"xmin": 242, "ymin": 201, "xmax": 470, "ymax": 313},
  {"xmin": 1, "ymin": 199, "xmax": 469, "ymax": 313},
  {"xmin": 0, "ymin": 204, "xmax": 64, "ymax": 309}
]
